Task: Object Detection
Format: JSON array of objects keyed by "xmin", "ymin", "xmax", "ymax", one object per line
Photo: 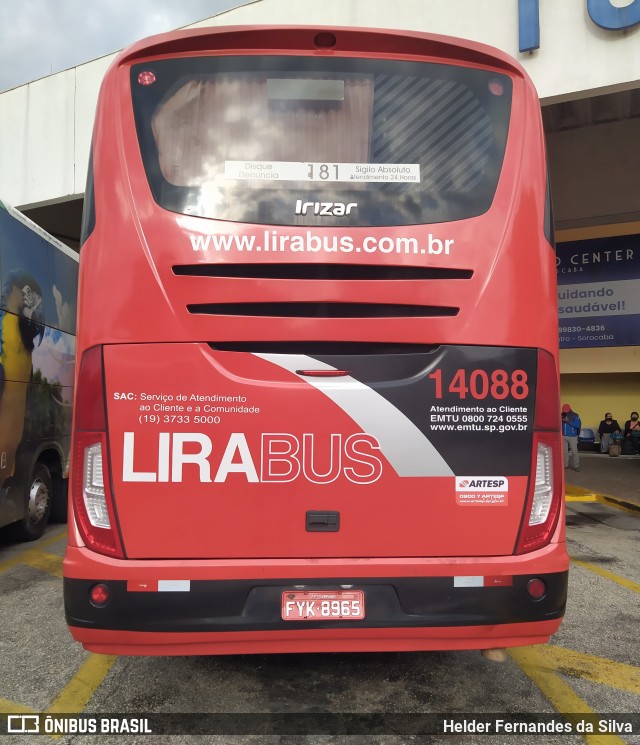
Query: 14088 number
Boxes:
[{"xmin": 428, "ymin": 369, "xmax": 529, "ymax": 400}]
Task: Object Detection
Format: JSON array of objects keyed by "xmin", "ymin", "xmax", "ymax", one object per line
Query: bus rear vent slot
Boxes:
[
  {"xmin": 188, "ymin": 302, "xmax": 459, "ymax": 318},
  {"xmin": 209, "ymin": 342, "xmax": 441, "ymax": 354},
  {"xmin": 174, "ymin": 264, "xmax": 473, "ymax": 281}
]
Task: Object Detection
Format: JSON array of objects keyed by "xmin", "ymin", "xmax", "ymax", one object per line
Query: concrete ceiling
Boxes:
[
  {"xmin": 23, "ymin": 197, "xmax": 83, "ymax": 252},
  {"xmin": 542, "ymin": 88, "xmax": 640, "ymax": 133}
]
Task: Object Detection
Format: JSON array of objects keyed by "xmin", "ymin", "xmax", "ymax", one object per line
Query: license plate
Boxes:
[{"xmin": 281, "ymin": 590, "xmax": 365, "ymax": 621}]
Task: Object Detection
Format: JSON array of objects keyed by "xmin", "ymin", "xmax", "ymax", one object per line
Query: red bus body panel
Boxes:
[
  {"xmin": 65, "ymin": 25, "xmax": 567, "ymax": 655},
  {"xmin": 104, "ymin": 343, "xmax": 535, "ymax": 559}
]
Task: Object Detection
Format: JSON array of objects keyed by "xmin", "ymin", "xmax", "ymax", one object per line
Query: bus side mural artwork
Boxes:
[
  {"xmin": 65, "ymin": 26, "xmax": 567, "ymax": 656},
  {"xmin": 0, "ymin": 271, "xmax": 45, "ymax": 488},
  {"xmin": 0, "ymin": 200, "xmax": 77, "ymax": 540}
]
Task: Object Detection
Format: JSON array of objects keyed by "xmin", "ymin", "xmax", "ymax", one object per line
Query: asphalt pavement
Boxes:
[{"xmin": 565, "ymin": 450, "xmax": 640, "ymax": 512}]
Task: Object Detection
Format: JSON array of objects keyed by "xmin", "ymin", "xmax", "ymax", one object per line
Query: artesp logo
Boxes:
[{"xmin": 456, "ymin": 476, "xmax": 508, "ymax": 491}]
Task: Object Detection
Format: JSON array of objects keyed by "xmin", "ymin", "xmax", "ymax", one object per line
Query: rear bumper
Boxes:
[
  {"xmin": 64, "ymin": 543, "xmax": 568, "ymax": 655},
  {"xmin": 68, "ymin": 621, "xmax": 564, "ymax": 656}
]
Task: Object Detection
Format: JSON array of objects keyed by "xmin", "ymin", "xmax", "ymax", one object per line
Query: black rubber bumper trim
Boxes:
[{"xmin": 65, "ymin": 572, "xmax": 567, "ymax": 633}]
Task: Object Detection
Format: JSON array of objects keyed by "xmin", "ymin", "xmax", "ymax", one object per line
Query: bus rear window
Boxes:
[{"xmin": 131, "ymin": 56, "xmax": 512, "ymax": 227}]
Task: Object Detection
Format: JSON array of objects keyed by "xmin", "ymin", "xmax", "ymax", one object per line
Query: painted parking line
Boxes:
[
  {"xmin": 22, "ymin": 552, "xmax": 63, "ymax": 577},
  {"xmin": 1, "ymin": 530, "xmax": 116, "ymax": 731},
  {"xmin": 597, "ymin": 495, "xmax": 640, "ymax": 516},
  {"xmin": 571, "ymin": 558, "xmax": 640, "ymax": 594},
  {"xmin": 565, "ymin": 485, "xmax": 640, "ymax": 514},
  {"xmin": 565, "ymin": 486, "xmax": 597, "ymax": 502},
  {"xmin": 0, "ymin": 697, "xmax": 33, "ymax": 714},
  {"xmin": 0, "ymin": 529, "xmax": 66, "ymax": 575},
  {"xmin": 47, "ymin": 654, "xmax": 117, "ymax": 715},
  {"xmin": 0, "ymin": 655, "xmax": 117, "ymax": 740},
  {"xmin": 509, "ymin": 646, "xmax": 629, "ymax": 745},
  {"xmin": 529, "ymin": 646, "xmax": 640, "ymax": 696}
]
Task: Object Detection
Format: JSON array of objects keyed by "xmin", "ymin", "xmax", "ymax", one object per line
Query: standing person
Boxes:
[
  {"xmin": 624, "ymin": 412, "xmax": 640, "ymax": 454},
  {"xmin": 598, "ymin": 412, "xmax": 621, "ymax": 453},
  {"xmin": 561, "ymin": 403, "xmax": 581, "ymax": 471}
]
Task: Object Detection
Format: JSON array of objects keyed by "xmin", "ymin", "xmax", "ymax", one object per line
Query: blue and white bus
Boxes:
[{"xmin": 0, "ymin": 199, "xmax": 78, "ymax": 540}]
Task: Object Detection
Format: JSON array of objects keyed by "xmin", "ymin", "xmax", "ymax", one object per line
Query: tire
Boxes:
[{"xmin": 8, "ymin": 463, "xmax": 53, "ymax": 542}]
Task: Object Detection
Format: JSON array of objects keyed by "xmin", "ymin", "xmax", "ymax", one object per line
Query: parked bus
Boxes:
[
  {"xmin": 64, "ymin": 26, "xmax": 568, "ymax": 655},
  {"xmin": 0, "ymin": 200, "xmax": 77, "ymax": 541}
]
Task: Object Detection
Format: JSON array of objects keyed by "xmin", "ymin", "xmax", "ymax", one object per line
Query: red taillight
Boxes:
[
  {"xmin": 534, "ymin": 349, "xmax": 560, "ymax": 430},
  {"xmin": 72, "ymin": 346, "xmax": 124, "ymax": 558},
  {"xmin": 89, "ymin": 583, "xmax": 111, "ymax": 607},
  {"xmin": 137, "ymin": 70, "xmax": 156, "ymax": 86},
  {"xmin": 515, "ymin": 431, "xmax": 562, "ymax": 555},
  {"xmin": 515, "ymin": 350, "xmax": 562, "ymax": 554},
  {"xmin": 526, "ymin": 578, "xmax": 547, "ymax": 600},
  {"xmin": 75, "ymin": 346, "xmax": 106, "ymax": 430}
]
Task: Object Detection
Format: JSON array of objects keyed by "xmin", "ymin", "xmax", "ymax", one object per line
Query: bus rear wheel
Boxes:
[{"xmin": 9, "ymin": 463, "xmax": 53, "ymax": 542}]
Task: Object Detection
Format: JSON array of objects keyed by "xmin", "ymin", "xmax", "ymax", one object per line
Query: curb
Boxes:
[
  {"xmin": 564, "ymin": 485, "xmax": 597, "ymax": 501},
  {"xmin": 597, "ymin": 493, "xmax": 640, "ymax": 515},
  {"xmin": 565, "ymin": 486, "xmax": 640, "ymax": 515}
]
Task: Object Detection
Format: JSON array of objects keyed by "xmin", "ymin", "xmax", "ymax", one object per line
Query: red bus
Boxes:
[{"xmin": 64, "ymin": 25, "xmax": 568, "ymax": 656}]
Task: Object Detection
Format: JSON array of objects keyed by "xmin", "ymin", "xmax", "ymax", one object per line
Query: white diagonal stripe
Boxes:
[{"xmin": 255, "ymin": 353, "xmax": 453, "ymax": 477}]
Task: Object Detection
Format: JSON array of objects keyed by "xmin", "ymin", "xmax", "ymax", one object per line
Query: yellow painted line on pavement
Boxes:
[
  {"xmin": 22, "ymin": 551, "xmax": 63, "ymax": 577},
  {"xmin": 571, "ymin": 558, "xmax": 640, "ymax": 594},
  {"xmin": 47, "ymin": 654, "xmax": 117, "ymax": 715},
  {"xmin": 565, "ymin": 485, "xmax": 596, "ymax": 496},
  {"xmin": 565, "ymin": 484, "xmax": 640, "ymax": 514},
  {"xmin": 596, "ymin": 495, "xmax": 640, "ymax": 516},
  {"xmin": 565, "ymin": 485, "xmax": 597, "ymax": 502},
  {"xmin": 532, "ymin": 645, "xmax": 640, "ymax": 695},
  {"xmin": 0, "ymin": 655, "xmax": 115, "ymax": 740},
  {"xmin": 509, "ymin": 646, "xmax": 627, "ymax": 745},
  {"xmin": 0, "ymin": 697, "xmax": 34, "ymax": 714},
  {"xmin": 0, "ymin": 529, "xmax": 66, "ymax": 575}
]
